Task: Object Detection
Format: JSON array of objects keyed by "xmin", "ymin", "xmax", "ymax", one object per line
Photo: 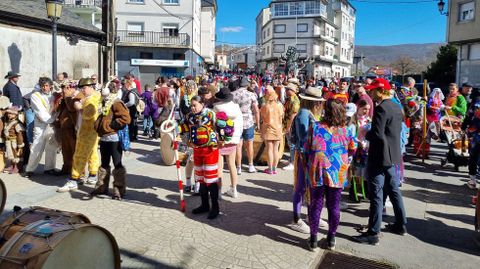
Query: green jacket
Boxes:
[{"xmin": 452, "ymin": 95, "xmax": 467, "ymax": 117}]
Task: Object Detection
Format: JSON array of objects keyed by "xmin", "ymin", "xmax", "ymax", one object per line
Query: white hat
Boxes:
[{"xmin": 346, "ymin": 103, "xmax": 357, "ymax": 117}]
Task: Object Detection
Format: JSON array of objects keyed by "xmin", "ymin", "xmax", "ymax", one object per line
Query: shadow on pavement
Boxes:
[
  {"xmin": 120, "ymin": 248, "xmax": 182, "ymax": 269},
  {"xmin": 426, "ymin": 210, "xmax": 475, "ymax": 226}
]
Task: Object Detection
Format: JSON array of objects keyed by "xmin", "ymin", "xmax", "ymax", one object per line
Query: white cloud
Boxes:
[{"xmin": 219, "ymin": 26, "xmax": 244, "ymax": 33}]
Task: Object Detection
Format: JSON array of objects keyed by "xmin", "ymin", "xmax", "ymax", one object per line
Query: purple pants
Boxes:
[
  {"xmin": 293, "ymin": 152, "xmax": 306, "ymax": 220},
  {"xmin": 307, "ymin": 185, "xmax": 342, "ymax": 237}
]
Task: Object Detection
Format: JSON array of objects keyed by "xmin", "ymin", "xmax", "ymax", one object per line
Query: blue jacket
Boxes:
[{"xmin": 2, "ymin": 81, "xmax": 23, "ymax": 108}]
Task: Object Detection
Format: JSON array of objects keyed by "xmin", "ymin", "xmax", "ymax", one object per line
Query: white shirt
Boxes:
[
  {"xmin": 30, "ymin": 91, "xmax": 56, "ymax": 124},
  {"xmin": 213, "ymin": 101, "xmax": 244, "ymax": 145}
]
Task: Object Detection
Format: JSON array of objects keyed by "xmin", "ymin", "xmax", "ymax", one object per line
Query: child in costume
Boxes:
[
  {"xmin": 351, "ymin": 100, "xmax": 372, "ymax": 199},
  {"xmin": 427, "ymin": 88, "xmax": 444, "ymax": 140},
  {"xmin": 3, "ymin": 106, "xmax": 25, "ymax": 174},
  {"xmin": 179, "ymin": 95, "xmax": 220, "ymax": 219}
]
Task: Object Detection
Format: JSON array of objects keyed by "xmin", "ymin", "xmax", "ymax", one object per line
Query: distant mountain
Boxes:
[{"xmin": 355, "ymin": 43, "xmax": 444, "ymax": 70}]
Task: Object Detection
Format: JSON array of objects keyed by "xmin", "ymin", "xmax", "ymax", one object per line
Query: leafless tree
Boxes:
[{"xmin": 391, "ymin": 56, "xmax": 418, "ymax": 83}]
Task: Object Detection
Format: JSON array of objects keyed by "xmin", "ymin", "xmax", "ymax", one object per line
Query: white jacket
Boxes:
[
  {"xmin": 213, "ymin": 101, "xmax": 243, "ymax": 145},
  {"xmin": 30, "ymin": 91, "xmax": 56, "ymax": 127}
]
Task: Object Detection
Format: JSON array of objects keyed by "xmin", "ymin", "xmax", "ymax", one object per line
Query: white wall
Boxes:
[
  {"xmin": 200, "ymin": 7, "xmax": 216, "ymax": 64},
  {"xmin": 0, "ymin": 24, "xmax": 99, "ymax": 93}
]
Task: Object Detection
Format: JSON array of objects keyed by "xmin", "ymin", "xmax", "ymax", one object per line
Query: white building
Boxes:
[
  {"xmin": 64, "ymin": 0, "xmax": 102, "ymax": 29},
  {"xmin": 256, "ymin": 0, "xmax": 356, "ymax": 79},
  {"xmin": 115, "ymin": 0, "xmax": 216, "ymax": 83},
  {"xmin": 227, "ymin": 47, "xmax": 258, "ymax": 70}
]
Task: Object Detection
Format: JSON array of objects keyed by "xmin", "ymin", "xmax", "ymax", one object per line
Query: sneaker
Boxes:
[
  {"xmin": 263, "ymin": 168, "xmax": 273, "ymax": 175},
  {"xmin": 248, "ymin": 165, "xmax": 256, "ymax": 173},
  {"xmin": 327, "ymin": 234, "xmax": 336, "ymax": 250},
  {"xmin": 385, "ymin": 223, "xmax": 407, "ymax": 236},
  {"xmin": 282, "ymin": 163, "xmax": 294, "ymax": 171},
  {"xmin": 57, "ymin": 180, "xmax": 78, "ymax": 193},
  {"xmin": 225, "ymin": 187, "xmax": 239, "ymax": 198},
  {"xmin": 291, "ymin": 219, "xmax": 310, "ymax": 234},
  {"xmin": 319, "ymin": 219, "xmax": 328, "ymax": 228},
  {"xmin": 21, "ymin": 171, "xmax": 33, "ymax": 178},
  {"xmin": 467, "ymin": 180, "xmax": 477, "ymax": 190},
  {"xmin": 272, "ymin": 170, "xmax": 278, "ymax": 175},
  {"xmin": 352, "ymin": 232, "xmax": 380, "ymax": 245},
  {"xmin": 184, "ymin": 185, "xmax": 192, "ymax": 193},
  {"xmin": 85, "ymin": 175, "xmax": 98, "ymax": 185},
  {"xmin": 237, "ymin": 167, "xmax": 242, "ymax": 175},
  {"xmin": 307, "ymin": 236, "xmax": 318, "ymax": 251}
]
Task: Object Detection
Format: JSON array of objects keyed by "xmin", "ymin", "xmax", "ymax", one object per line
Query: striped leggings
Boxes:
[{"xmin": 194, "ymin": 146, "xmax": 219, "ymax": 185}]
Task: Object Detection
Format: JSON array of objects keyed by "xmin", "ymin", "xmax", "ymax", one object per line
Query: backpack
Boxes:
[
  {"xmin": 132, "ymin": 91, "xmax": 145, "ymax": 114},
  {"xmin": 118, "ymin": 125, "xmax": 131, "ymax": 151}
]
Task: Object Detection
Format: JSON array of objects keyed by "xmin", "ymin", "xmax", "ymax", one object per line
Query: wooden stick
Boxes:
[{"xmin": 422, "ymin": 79, "xmax": 428, "ymax": 163}]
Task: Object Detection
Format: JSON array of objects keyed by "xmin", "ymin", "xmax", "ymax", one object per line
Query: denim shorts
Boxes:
[{"xmin": 241, "ymin": 126, "xmax": 255, "ymax": 141}]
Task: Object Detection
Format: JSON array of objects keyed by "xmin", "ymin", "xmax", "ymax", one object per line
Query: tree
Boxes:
[
  {"xmin": 391, "ymin": 56, "xmax": 418, "ymax": 83},
  {"xmin": 424, "ymin": 44, "xmax": 457, "ymax": 86}
]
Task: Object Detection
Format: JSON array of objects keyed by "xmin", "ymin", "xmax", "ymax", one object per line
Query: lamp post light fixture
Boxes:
[
  {"xmin": 45, "ymin": 0, "xmax": 64, "ymax": 80},
  {"xmin": 438, "ymin": 0, "xmax": 449, "ymax": 16}
]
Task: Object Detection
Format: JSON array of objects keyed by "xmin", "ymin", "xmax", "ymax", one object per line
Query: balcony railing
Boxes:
[
  {"xmin": 64, "ymin": 0, "xmax": 102, "ymax": 8},
  {"xmin": 116, "ymin": 30, "xmax": 191, "ymax": 47}
]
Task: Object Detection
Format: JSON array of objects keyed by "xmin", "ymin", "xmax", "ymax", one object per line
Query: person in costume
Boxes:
[
  {"xmin": 23, "ymin": 77, "xmax": 60, "ymax": 178},
  {"xmin": 289, "ymin": 86, "xmax": 324, "ymax": 234},
  {"xmin": 179, "ymin": 96, "xmax": 220, "ymax": 219},
  {"xmin": 3, "ymin": 106, "xmax": 25, "ymax": 174},
  {"xmin": 445, "ymin": 83, "xmax": 467, "ymax": 119},
  {"xmin": 55, "ymin": 80, "xmax": 79, "ymax": 175},
  {"xmin": 57, "ymin": 78, "xmax": 101, "ymax": 193},
  {"xmin": 91, "ymin": 81, "xmax": 131, "ymax": 199}
]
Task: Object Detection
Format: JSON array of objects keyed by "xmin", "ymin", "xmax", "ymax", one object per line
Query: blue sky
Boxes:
[{"xmin": 216, "ymin": 0, "xmax": 447, "ymax": 46}]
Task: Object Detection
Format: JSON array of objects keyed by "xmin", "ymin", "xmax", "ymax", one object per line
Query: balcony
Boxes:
[
  {"xmin": 116, "ymin": 30, "xmax": 191, "ymax": 48},
  {"xmin": 317, "ymin": 30, "xmax": 338, "ymax": 45},
  {"xmin": 64, "ymin": 0, "xmax": 102, "ymax": 9}
]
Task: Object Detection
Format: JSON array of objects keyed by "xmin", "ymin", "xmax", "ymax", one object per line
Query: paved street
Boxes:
[{"xmin": 0, "ymin": 137, "xmax": 479, "ymax": 269}]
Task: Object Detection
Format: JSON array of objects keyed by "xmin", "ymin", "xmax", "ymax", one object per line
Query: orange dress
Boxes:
[{"xmin": 260, "ymin": 101, "xmax": 284, "ymax": 141}]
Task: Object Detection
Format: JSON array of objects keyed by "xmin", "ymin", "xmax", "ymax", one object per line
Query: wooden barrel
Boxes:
[{"xmin": 251, "ymin": 131, "xmax": 285, "ymax": 165}]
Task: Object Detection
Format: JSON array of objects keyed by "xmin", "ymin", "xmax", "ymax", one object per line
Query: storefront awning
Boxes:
[{"xmin": 130, "ymin": 59, "xmax": 190, "ymax": 67}]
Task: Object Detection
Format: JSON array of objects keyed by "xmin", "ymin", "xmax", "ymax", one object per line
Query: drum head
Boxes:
[
  {"xmin": 0, "ymin": 179, "xmax": 6, "ymax": 215},
  {"xmin": 160, "ymin": 133, "xmax": 175, "ymax": 166},
  {"xmin": 42, "ymin": 225, "xmax": 120, "ymax": 269}
]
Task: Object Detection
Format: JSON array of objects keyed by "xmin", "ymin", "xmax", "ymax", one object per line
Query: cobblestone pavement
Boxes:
[{"xmin": 0, "ymin": 138, "xmax": 479, "ymax": 268}]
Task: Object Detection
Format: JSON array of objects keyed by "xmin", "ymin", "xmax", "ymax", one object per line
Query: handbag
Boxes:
[{"xmin": 118, "ymin": 125, "xmax": 130, "ymax": 151}]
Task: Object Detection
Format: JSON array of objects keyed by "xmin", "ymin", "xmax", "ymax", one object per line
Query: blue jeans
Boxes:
[
  {"xmin": 286, "ymin": 133, "xmax": 294, "ymax": 163},
  {"xmin": 368, "ymin": 166, "xmax": 407, "ymax": 234},
  {"xmin": 143, "ymin": 116, "xmax": 153, "ymax": 135},
  {"xmin": 25, "ymin": 109, "xmax": 35, "ymax": 145}
]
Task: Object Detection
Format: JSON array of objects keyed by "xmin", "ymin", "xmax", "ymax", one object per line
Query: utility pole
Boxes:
[{"xmin": 102, "ymin": 0, "xmax": 115, "ymax": 82}]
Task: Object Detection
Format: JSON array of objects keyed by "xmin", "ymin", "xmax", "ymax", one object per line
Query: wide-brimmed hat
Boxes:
[
  {"xmin": 215, "ymin": 87, "xmax": 233, "ymax": 102},
  {"xmin": 299, "ymin": 87, "xmax": 325, "ymax": 101},
  {"xmin": 5, "ymin": 106, "xmax": 20, "ymax": 115},
  {"xmin": 286, "ymin": 83, "xmax": 298, "ymax": 93},
  {"xmin": 4, "ymin": 71, "xmax": 20, "ymax": 79},
  {"xmin": 288, "ymin": 78, "xmax": 300, "ymax": 86},
  {"xmin": 78, "ymin": 77, "xmax": 96, "ymax": 87}
]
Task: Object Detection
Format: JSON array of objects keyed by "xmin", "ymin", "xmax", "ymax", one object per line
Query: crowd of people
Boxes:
[{"xmin": 1, "ymin": 69, "xmax": 480, "ymax": 249}]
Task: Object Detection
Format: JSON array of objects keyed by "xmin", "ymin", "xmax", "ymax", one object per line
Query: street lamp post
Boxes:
[
  {"xmin": 45, "ymin": 0, "xmax": 64, "ymax": 80},
  {"xmin": 438, "ymin": 0, "xmax": 448, "ymax": 16}
]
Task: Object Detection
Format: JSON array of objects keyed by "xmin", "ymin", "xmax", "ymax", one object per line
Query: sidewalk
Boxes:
[{"xmin": 0, "ymin": 138, "xmax": 478, "ymax": 268}]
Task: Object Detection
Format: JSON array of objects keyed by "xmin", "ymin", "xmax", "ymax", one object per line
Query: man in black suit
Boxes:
[
  {"xmin": 353, "ymin": 78, "xmax": 407, "ymax": 245},
  {"xmin": 3, "ymin": 71, "xmax": 24, "ymax": 109}
]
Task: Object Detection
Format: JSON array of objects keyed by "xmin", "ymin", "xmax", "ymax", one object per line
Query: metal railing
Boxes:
[
  {"xmin": 64, "ymin": 0, "xmax": 102, "ymax": 8},
  {"xmin": 116, "ymin": 30, "xmax": 190, "ymax": 47}
]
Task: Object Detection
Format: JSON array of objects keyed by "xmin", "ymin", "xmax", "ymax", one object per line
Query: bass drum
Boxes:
[
  {"xmin": 0, "ymin": 221, "xmax": 120, "ymax": 269},
  {"xmin": 0, "ymin": 207, "xmax": 90, "ymax": 247},
  {"xmin": 252, "ymin": 131, "xmax": 285, "ymax": 165},
  {"xmin": 160, "ymin": 132, "xmax": 187, "ymax": 166},
  {"xmin": 0, "ymin": 178, "xmax": 6, "ymax": 216}
]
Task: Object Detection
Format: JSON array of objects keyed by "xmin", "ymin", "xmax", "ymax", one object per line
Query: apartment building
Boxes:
[
  {"xmin": 256, "ymin": 0, "xmax": 356, "ymax": 79},
  {"xmin": 64, "ymin": 0, "xmax": 102, "ymax": 29},
  {"xmin": 227, "ymin": 47, "xmax": 258, "ymax": 70},
  {"xmin": 115, "ymin": 0, "xmax": 216, "ymax": 83},
  {"xmin": 447, "ymin": 0, "xmax": 480, "ymax": 87}
]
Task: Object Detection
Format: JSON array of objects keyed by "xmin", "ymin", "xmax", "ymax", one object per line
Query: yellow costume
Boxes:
[{"xmin": 71, "ymin": 91, "xmax": 101, "ymax": 180}]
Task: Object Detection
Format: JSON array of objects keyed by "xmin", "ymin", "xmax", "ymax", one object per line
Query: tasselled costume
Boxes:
[
  {"xmin": 71, "ymin": 90, "xmax": 101, "ymax": 180},
  {"xmin": 3, "ymin": 112, "xmax": 25, "ymax": 165}
]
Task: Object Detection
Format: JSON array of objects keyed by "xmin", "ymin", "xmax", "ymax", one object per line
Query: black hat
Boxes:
[
  {"xmin": 4, "ymin": 71, "xmax": 20, "ymax": 79},
  {"xmin": 462, "ymin": 82, "xmax": 473, "ymax": 88},
  {"xmin": 215, "ymin": 87, "xmax": 233, "ymax": 102}
]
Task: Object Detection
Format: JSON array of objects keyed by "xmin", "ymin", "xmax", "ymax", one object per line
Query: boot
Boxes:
[
  {"xmin": 10, "ymin": 163, "xmax": 18, "ymax": 174},
  {"xmin": 192, "ymin": 183, "xmax": 209, "ymax": 214},
  {"xmin": 207, "ymin": 182, "xmax": 220, "ymax": 219},
  {"xmin": 112, "ymin": 167, "xmax": 126, "ymax": 200},
  {"xmin": 90, "ymin": 167, "xmax": 110, "ymax": 196}
]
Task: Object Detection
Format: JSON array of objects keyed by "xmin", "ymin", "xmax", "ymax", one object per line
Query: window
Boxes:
[
  {"xmin": 297, "ymin": 44, "xmax": 307, "ymax": 53},
  {"xmin": 470, "ymin": 44, "xmax": 480, "ymax": 60},
  {"xmin": 266, "ymin": 46, "xmax": 270, "ymax": 55},
  {"xmin": 127, "ymin": 22, "xmax": 144, "ymax": 34},
  {"xmin": 263, "ymin": 30, "xmax": 266, "ymax": 39},
  {"xmin": 273, "ymin": 3, "xmax": 289, "ymax": 17},
  {"xmin": 273, "ymin": 44, "xmax": 285, "ymax": 53},
  {"xmin": 290, "ymin": 2, "xmax": 304, "ymax": 16},
  {"xmin": 305, "ymin": 1, "xmax": 321, "ymax": 15},
  {"xmin": 267, "ymin": 27, "xmax": 270, "ymax": 37},
  {"xmin": 140, "ymin": 52, "xmax": 153, "ymax": 59},
  {"xmin": 274, "ymin": 24, "xmax": 286, "ymax": 33},
  {"xmin": 127, "ymin": 0, "xmax": 144, "ymax": 3},
  {"xmin": 163, "ymin": 0, "xmax": 179, "ymax": 4},
  {"xmin": 297, "ymin": 23, "xmax": 308, "ymax": 32},
  {"xmin": 459, "ymin": 1, "xmax": 475, "ymax": 22},
  {"xmin": 163, "ymin": 24, "xmax": 179, "ymax": 36}
]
